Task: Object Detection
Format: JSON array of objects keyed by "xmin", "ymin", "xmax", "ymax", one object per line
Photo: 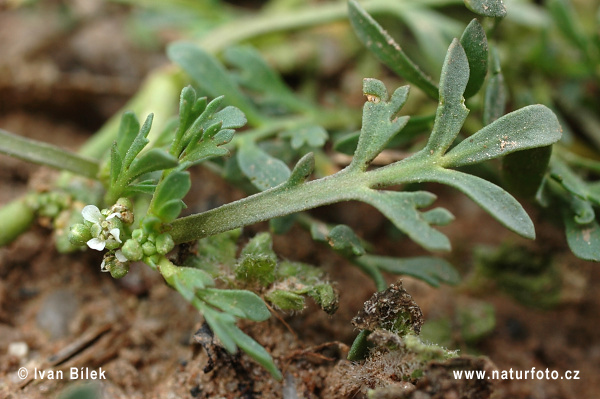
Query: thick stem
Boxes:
[{"xmin": 169, "ymin": 170, "xmax": 363, "ymax": 244}]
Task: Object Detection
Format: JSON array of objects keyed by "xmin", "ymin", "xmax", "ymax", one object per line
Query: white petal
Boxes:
[
  {"xmin": 115, "ymin": 250, "xmax": 128, "ymax": 263},
  {"xmin": 82, "ymin": 205, "xmax": 103, "ymax": 223},
  {"xmin": 87, "ymin": 238, "xmax": 106, "ymax": 251},
  {"xmin": 109, "ymin": 228, "xmax": 122, "ymax": 243},
  {"xmin": 106, "ymin": 212, "xmax": 121, "ymax": 220}
]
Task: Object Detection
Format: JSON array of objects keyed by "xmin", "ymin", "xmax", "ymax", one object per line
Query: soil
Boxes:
[{"xmin": 1, "ymin": 3, "xmax": 599, "ymax": 399}]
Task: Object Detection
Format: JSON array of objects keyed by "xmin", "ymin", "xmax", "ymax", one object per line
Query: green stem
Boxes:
[
  {"xmin": 0, "ymin": 197, "xmax": 36, "ymax": 246},
  {"xmin": 0, "ymin": 129, "xmax": 100, "ymax": 179},
  {"xmin": 168, "ymin": 155, "xmax": 422, "ymax": 244}
]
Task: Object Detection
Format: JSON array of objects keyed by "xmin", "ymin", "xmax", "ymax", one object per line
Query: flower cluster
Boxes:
[{"xmin": 69, "ymin": 198, "xmax": 134, "ymax": 278}]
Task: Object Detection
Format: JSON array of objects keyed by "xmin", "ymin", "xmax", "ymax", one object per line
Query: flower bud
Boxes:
[
  {"xmin": 122, "ymin": 239, "xmax": 143, "ymax": 261},
  {"xmin": 155, "ymin": 233, "xmax": 174, "ymax": 255},
  {"xmin": 69, "ymin": 223, "xmax": 92, "ymax": 246},
  {"xmin": 142, "ymin": 241, "xmax": 157, "ymax": 256}
]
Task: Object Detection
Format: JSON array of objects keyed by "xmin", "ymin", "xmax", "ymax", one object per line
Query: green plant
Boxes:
[{"xmin": 0, "ymin": 0, "xmax": 567, "ymax": 379}]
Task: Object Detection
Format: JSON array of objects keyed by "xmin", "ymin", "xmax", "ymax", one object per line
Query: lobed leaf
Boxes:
[
  {"xmin": 348, "ymin": 0, "xmax": 438, "ymax": 100},
  {"xmin": 350, "ymin": 81, "xmax": 410, "ymax": 171},
  {"xmin": 460, "ymin": 19, "xmax": 488, "ymax": 98},
  {"xmin": 424, "ymin": 40, "xmax": 470, "ymax": 156},
  {"xmin": 358, "ymin": 190, "xmax": 451, "ymax": 251},
  {"xmin": 443, "ymin": 105, "xmax": 562, "ymax": 167},
  {"xmin": 417, "ymin": 168, "xmax": 535, "ymax": 239}
]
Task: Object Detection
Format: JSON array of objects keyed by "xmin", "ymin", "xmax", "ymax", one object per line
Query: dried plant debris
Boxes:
[
  {"xmin": 352, "ymin": 281, "xmax": 423, "ymax": 335},
  {"xmin": 372, "ymin": 356, "xmax": 497, "ymax": 399}
]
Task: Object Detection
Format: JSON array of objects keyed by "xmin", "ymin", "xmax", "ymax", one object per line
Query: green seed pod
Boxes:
[
  {"xmin": 110, "ymin": 261, "xmax": 130, "ymax": 279},
  {"xmin": 121, "ymin": 239, "xmax": 143, "ymax": 261},
  {"xmin": 265, "ymin": 290, "xmax": 305, "ymax": 311},
  {"xmin": 69, "ymin": 223, "xmax": 92, "ymax": 246},
  {"xmin": 155, "ymin": 233, "xmax": 174, "ymax": 255},
  {"xmin": 142, "ymin": 241, "xmax": 157, "ymax": 256}
]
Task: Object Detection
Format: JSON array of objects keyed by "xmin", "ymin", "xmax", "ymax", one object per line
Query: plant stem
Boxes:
[
  {"xmin": 168, "ymin": 155, "xmax": 423, "ymax": 244},
  {"xmin": 170, "ymin": 169, "xmax": 360, "ymax": 243},
  {"xmin": 0, "ymin": 129, "xmax": 100, "ymax": 179}
]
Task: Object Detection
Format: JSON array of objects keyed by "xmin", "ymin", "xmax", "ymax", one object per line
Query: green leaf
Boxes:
[
  {"xmin": 464, "ymin": 0, "xmax": 507, "ymax": 18},
  {"xmin": 417, "ymin": 168, "xmax": 536, "ymax": 239},
  {"xmin": 358, "ymin": 190, "xmax": 451, "ymax": 251},
  {"xmin": 171, "ymin": 267, "xmax": 215, "ymax": 301},
  {"xmin": 123, "ymin": 180, "xmax": 157, "ymax": 195},
  {"xmin": 199, "ymin": 305, "xmax": 238, "ymax": 353},
  {"xmin": 422, "ymin": 208, "xmax": 455, "ymax": 226},
  {"xmin": 357, "ymin": 255, "xmax": 460, "ymax": 287},
  {"xmin": 224, "ymin": 46, "xmax": 310, "ymax": 113},
  {"xmin": 228, "ymin": 323, "xmax": 282, "ymax": 380},
  {"xmin": 400, "ymin": 7, "xmax": 463, "ymax": 75},
  {"xmin": 348, "ymin": 0, "xmax": 438, "ymax": 100},
  {"xmin": 280, "ymin": 125, "xmax": 328, "ymax": 150},
  {"xmin": 122, "ymin": 114, "xmax": 154, "ymax": 169},
  {"xmin": 327, "ymin": 224, "xmax": 366, "ymax": 257},
  {"xmin": 151, "ymin": 171, "xmax": 191, "ymax": 222},
  {"xmin": 550, "ymin": 159, "xmax": 599, "ymax": 205},
  {"xmin": 563, "ymin": 211, "xmax": 600, "ymax": 261},
  {"xmin": 502, "ymin": 146, "xmax": 553, "ymax": 199},
  {"xmin": 460, "ymin": 19, "xmax": 488, "ymax": 98},
  {"xmin": 483, "ymin": 46, "xmax": 506, "ymax": 125},
  {"xmin": 285, "ymin": 152, "xmax": 315, "ymax": 187},
  {"xmin": 424, "ymin": 39, "xmax": 470, "ymax": 156},
  {"xmin": 237, "ymin": 142, "xmax": 291, "ymax": 191},
  {"xmin": 167, "ymin": 42, "xmax": 265, "ymax": 126},
  {"xmin": 350, "ymin": 80, "xmax": 410, "ymax": 171},
  {"xmin": 442, "ymin": 105, "xmax": 562, "ymax": 167},
  {"xmin": 213, "ymin": 106, "xmax": 247, "ymax": 129},
  {"xmin": 197, "ymin": 288, "xmax": 271, "ymax": 322},
  {"xmin": 110, "ymin": 143, "xmax": 122, "ymax": 186},
  {"xmin": 116, "ymin": 112, "xmax": 141, "ymax": 161},
  {"xmin": 127, "ymin": 149, "xmax": 179, "ymax": 181}
]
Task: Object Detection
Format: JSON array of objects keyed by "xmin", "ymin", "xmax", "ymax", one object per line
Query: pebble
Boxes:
[{"xmin": 36, "ymin": 289, "xmax": 79, "ymax": 340}]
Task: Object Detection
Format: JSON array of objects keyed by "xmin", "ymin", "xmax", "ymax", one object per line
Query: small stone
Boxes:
[{"xmin": 8, "ymin": 341, "xmax": 28, "ymax": 358}]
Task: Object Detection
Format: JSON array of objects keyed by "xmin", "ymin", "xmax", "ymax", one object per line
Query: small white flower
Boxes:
[
  {"xmin": 115, "ymin": 250, "xmax": 128, "ymax": 263},
  {"xmin": 82, "ymin": 205, "xmax": 103, "ymax": 224},
  {"xmin": 82, "ymin": 205, "xmax": 122, "ymax": 252}
]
